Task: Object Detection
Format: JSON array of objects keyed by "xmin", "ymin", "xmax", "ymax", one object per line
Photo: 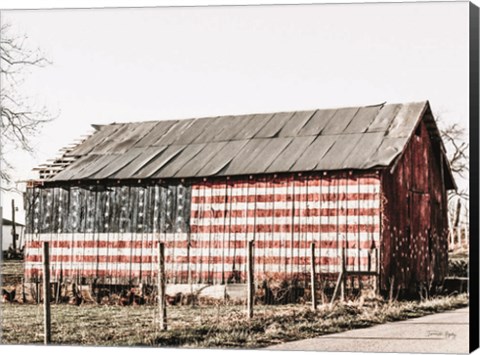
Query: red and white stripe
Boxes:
[
  {"xmin": 188, "ymin": 175, "xmax": 381, "ymax": 282},
  {"xmin": 24, "ymin": 174, "xmax": 381, "ymax": 284}
]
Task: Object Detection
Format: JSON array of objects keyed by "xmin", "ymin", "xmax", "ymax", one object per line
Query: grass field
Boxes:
[
  {"xmin": 1, "ymin": 258, "xmax": 469, "ymax": 348},
  {"xmin": 1, "ymin": 293, "xmax": 468, "ymax": 348},
  {"xmin": 1, "ymin": 260, "xmax": 23, "ymax": 286}
]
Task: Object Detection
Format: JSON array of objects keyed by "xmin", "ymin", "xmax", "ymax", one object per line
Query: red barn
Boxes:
[{"xmin": 24, "ymin": 100, "xmax": 455, "ymax": 294}]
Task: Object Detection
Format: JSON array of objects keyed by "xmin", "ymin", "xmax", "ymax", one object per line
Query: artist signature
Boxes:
[{"xmin": 427, "ymin": 330, "xmax": 457, "ymax": 339}]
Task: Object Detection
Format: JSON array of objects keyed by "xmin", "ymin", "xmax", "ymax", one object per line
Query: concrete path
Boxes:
[{"xmin": 267, "ymin": 307, "xmax": 469, "ymax": 354}]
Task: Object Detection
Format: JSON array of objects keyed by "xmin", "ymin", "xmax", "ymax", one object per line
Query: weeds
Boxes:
[{"xmin": 1, "ymin": 293, "xmax": 468, "ymax": 348}]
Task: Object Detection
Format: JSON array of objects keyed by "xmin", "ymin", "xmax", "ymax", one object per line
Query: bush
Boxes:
[{"xmin": 448, "ymin": 258, "xmax": 468, "ymax": 277}]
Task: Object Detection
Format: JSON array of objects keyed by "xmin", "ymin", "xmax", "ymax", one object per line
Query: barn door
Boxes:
[{"xmin": 410, "ymin": 192, "xmax": 431, "ymax": 284}]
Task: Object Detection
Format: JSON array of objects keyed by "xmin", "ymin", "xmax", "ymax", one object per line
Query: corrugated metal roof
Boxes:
[{"xmin": 40, "ymin": 101, "xmax": 446, "ymax": 182}]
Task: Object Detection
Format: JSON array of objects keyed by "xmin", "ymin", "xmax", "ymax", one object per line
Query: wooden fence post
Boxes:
[
  {"xmin": 464, "ymin": 225, "xmax": 469, "ymax": 247},
  {"xmin": 330, "ymin": 270, "xmax": 344, "ymax": 305},
  {"xmin": 340, "ymin": 247, "xmax": 346, "ymax": 301},
  {"xmin": 247, "ymin": 240, "xmax": 254, "ymax": 319},
  {"xmin": 310, "ymin": 242, "xmax": 317, "ymax": 310},
  {"xmin": 375, "ymin": 248, "xmax": 380, "ymax": 295},
  {"xmin": 157, "ymin": 242, "xmax": 167, "ymax": 330},
  {"xmin": 43, "ymin": 242, "xmax": 51, "ymax": 345},
  {"xmin": 11, "ymin": 199, "xmax": 17, "ymax": 252},
  {"xmin": 449, "ymin": 226, "xmax": 454, "ymax": 250}
]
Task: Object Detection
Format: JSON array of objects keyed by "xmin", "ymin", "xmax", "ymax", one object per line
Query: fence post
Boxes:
[
  {"xmin": 449, "ymin": 226, "xmax": 454, "ymax": 250},
  {"xmin": 247, "ymin": 240, "xmax": 254, "ymax": 319},
  {"xmin": 43, "ymin": 242, "xmax": 51, "ymax": 345},
  {"xmin": 11, "ymin": 199, "xmax": 17, "ymax": 252},
  {"xmin": 464, "ymin": 225, "xmax": 469, "ymax": 247},
  {"xmin": 374, "ymin": 248, "xmax": 380, "ymax": 295},
  {"xmin": 157, "ymin": 242, "xmax": 167, "ymax": 330},
  {"xmin": 310, "ymin": 242, "xmax": 317, "ymax": 310},
  {"xmin": 340, "ymin": 247, "xmax": 346, "ymax": 301}
]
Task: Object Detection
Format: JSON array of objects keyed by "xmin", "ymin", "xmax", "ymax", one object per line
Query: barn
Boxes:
[{"xmin": 24, "ymin": 100, "xmax": 455, "ymax": 295}]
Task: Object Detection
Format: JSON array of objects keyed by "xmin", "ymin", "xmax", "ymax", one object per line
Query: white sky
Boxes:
[{"xmin": 0, "ymin": 1, "xmax": 471, "ymax": 223}]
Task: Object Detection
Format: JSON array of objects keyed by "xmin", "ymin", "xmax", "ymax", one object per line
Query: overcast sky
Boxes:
[{"xmin": 0, "ymin": 1, "xmax": 470, "ymax": 222}]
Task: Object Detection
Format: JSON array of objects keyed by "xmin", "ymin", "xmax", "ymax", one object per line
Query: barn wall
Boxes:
[
  {"xmin": 380, "ymin": 119, "xmax": 449, "ymax": 292},
  {"xmin": 24, "ymin": 172, "xmax": 381, "ymax": 285}
]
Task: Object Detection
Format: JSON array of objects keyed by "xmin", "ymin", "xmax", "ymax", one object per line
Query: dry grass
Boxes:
[
  {"xmin": 1, "ymin": 293, "xmax": 468, "ymax": 348},
  {"xmin": 1, "ymin": 260, "xmax": 23, "ymax": 287}
]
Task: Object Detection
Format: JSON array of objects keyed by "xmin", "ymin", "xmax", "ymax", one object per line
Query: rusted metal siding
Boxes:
[
  {"xmin": 380, "ymin": 118, "xmax": 449, "ymax": 292},
  {"xmin": 24, "ymin": 172, "xmax": 381, "ymax": 285}
]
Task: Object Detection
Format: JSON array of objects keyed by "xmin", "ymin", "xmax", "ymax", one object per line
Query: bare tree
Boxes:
[
  {"xmin": 438, "ymin": 120, "xmax": 469, "ymax": 230},
  {"xmin": 1, "ymin": 23, "xmax": 52, "ymax": 186},
  {"xmin": 441, "ymin": 123, "xmax": 469, "ymax": 180}
]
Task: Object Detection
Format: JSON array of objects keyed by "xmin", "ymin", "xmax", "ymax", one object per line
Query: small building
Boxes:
[
  {"xmin": 2, "ymin": 218, "xmax": 25, "ymax": 252},
  {"xmin": 24, "ymin": 101, "xmax": 455, "ymax": 294}
]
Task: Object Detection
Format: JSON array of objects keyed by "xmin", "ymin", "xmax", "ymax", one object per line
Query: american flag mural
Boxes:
[{"xmin": 24, "ymin": 172, "xmax": 381, "ymax": 285}]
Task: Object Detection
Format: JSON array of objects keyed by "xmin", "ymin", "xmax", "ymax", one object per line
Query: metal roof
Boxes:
[{"xmin": 41, "ymin": 101, "xmax": 453, "ymax": 184}]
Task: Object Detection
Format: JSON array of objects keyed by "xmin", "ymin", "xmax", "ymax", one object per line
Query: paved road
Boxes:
[{"xmin": 267, "ymin": 307, "xmax": 469, "ymax": 354}]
